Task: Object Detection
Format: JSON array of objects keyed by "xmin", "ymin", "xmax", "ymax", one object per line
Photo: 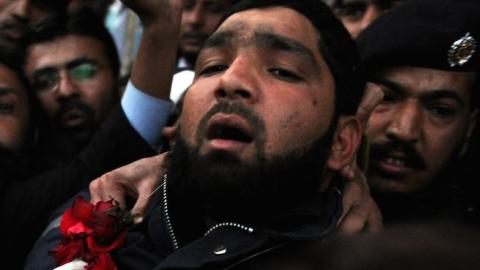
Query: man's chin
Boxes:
[
  {"xmin": 368, "ymin": 172, "xmax": 420, "ymax": 194},
  {"xmin": 60, "ymin": 126, "xmax": 95, "ymax": 147}
]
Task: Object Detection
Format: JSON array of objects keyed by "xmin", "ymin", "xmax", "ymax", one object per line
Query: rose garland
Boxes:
[{"xmin": 50, "ymin": 196, "xmax": 133, "ymax": 270}]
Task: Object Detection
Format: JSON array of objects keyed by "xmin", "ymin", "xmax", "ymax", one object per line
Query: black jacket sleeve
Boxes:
[{"xmin": 2, "ymin": 106, "xmax": 157, "ymax": 268}]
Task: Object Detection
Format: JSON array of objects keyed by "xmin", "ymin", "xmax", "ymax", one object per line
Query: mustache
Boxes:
[
  {"xmin": 369, "ymin": 140, "xmax": 427, "ymax": 170},
  {"xmin": 195, "ymin": 101, "xmax": 266, "ymax": 147},
  {"xmin": 54, "ymin": 99, "xmax": 95, "ymax": 127}
]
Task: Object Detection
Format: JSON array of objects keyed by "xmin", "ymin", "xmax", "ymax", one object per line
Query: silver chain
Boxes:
[
  {"xmin": 205, "ymin": 222, "xmax": 254, "ymax": 236},
  {"xmin": 162, "ymin": 173, "xmax": 255, "ymax": 248},
  {"xmin": 162, "ymin": 173, "xmax": 179, "ymax": 250}
]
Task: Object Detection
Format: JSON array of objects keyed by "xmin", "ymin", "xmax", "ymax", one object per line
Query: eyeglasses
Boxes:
[{"xmin": 31, "ymin": 61, "xmax": 99, "ymax": 93}]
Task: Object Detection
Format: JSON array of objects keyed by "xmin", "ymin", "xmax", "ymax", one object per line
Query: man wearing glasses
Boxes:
[{"xmin": 23, "ymin": 8, "xmax": 122, "ymax": 168}]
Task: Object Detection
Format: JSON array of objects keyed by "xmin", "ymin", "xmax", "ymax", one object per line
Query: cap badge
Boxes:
[{"xmin": 448, "ymin": 32, "xmax": 477, "ymax": 67}]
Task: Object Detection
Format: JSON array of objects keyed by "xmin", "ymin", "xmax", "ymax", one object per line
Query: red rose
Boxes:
[{"xmin": 52, "ymin": 196, "xmax": 129, "ymax": 269}]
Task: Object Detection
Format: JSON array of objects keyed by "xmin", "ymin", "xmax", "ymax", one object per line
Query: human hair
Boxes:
[
  {"xmin": 22, "ymin": 7, "xmax": 120, "ymax": 81},
  {"xmin": 0, "ymin": 46, "xmax": 29, "ymax": 89},
  {"xmin": 31, "ymin": 0, "xmax": 69, "ymax": 12},
  {"xmin": 222, "ymin": 0, "xmax": 366, "ymax": 116}
]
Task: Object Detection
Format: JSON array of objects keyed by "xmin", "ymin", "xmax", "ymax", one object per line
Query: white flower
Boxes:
[{"xmin": 52, "ymin": 259, "xmax": 87, "ymax": 270}]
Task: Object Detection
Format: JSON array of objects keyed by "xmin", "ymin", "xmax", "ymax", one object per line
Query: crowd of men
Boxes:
[{"xmin": 1, "ymin": 0, "xmax": 480, "ymax": 269}]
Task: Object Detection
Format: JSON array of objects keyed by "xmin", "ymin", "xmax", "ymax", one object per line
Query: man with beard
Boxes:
[
  {"xmin": 30, "ymin": 0, "xmax": 371, "ymax": 269},
  {"xmin": 2, "ymin": 3, "xmax": 177, "ymax": 266},
  {"xmin": 22, "ymin": 8, "xmax": 121, "ymax": 170},
  {"xmin": 119, "ymin": 0, "xmax": 367, "ymax": 267},
  {"xmin": 356, "ymin": 0, "xmax": 480, "ymax": 223}
]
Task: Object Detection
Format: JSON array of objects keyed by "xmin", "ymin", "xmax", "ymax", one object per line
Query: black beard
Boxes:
[
  {"xmin": 53, "ymin": 98, "xmax": 97, "ymax": 147},
  {"xmin": 167, "ymin": 102, "xmax": 336, "ymax": 224}
]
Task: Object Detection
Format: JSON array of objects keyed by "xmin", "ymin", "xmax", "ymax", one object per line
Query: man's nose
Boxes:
[
  {"xmin": 386, "ymin": 101, "xmax": 422, "ymax": 144},
  {"xmin": 185, "ymin": 6, "xmax": 205, "ymax": 27},
  {"xmin": 56, "ymin": 70, "xmax": 81, "ymax": 98},
  {"xmin": 9, "ymin": 0, "xmax": 31, "ymax": 21},
  {"xmin": 215, "ymin": 57, "xmax": 259, "ymax": 103}
]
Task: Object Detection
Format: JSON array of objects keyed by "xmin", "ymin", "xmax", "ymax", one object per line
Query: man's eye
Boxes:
[
  {"xmin": 32, "ymin": 73, "xmax": 58, "ymax": 92},
  {"xmin": 0, "ymin": 103, "xmax": 14, "ymax": 114},
  {"xmin": 269, "ymin": 69, "xmax": 302, "ymax": 82},
  {"xmin": 70, "ymin": 63, "xmax": 97, "ymax": 81},
  {"xmin": 428, "ymin": 105, "xmax": 456, "ymax": 118},
  {"xmin": 335, "ymin": 3, "xmax": 367, "ymax": 21},
  {"xmin": 199, "ymin": 65, "xmax": 228, "ymax": 76}
]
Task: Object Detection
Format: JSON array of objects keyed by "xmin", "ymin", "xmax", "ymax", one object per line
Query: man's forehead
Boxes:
[
  {"xmin": 211, "ymin": 7, "xmax": 320, "ymax": 49},
  {"xmin": 27, "ymin": 36, "xmax": 104, "ymax": 69},
  {"xmin": 219, "ymin": 6, "xmax": 314, "ymax": 32},
  {"xmin": 376, "ymin": 66, "xmax": 475, "ymax": 100},
  {"xmin": 203, "ymin": 26, "xmax": 319, "ymax": 69}
]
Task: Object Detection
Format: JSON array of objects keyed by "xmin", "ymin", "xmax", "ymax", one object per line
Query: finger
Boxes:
[
  {"xmin": 339, "ymin": 165, "xmax": 352, "ymax": 179},
  {"xmin": 162, "ymin": 126, "xmax": 177, "ymax": 141},
  {"xmin": 356, "ymin": 82, "xmax": 384, "ymax": 129},
  {"xmin": 337, "ymin": 181, "xmax": 361, "ymax": 226},
  {"xmin": 129, "ymin": 178, "xmax": 159, "ymax": 222},
  {"xmin": 129, "ymin": 154, "xmax": 169, "ymax": 222},
  {"xmin": 89, "ymin": 177, "xmax": 102, "ymax": 204},
  {"xmin": 364, "ymin": 202, "xmax": 384, "ymax": 233},
  {"xmin": 337, "ymin": 206, "xmax": 368, "ymax": 234},
  {"xmin": 339, "ymin": 164, "xmax": 356, "ymax": 181},
  {"xmin": 90, "ymin": 172, "xmax": 129, "ymax": 209}
]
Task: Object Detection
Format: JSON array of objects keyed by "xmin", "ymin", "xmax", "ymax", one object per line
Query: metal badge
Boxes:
[{"xmin": 448, "ymin": 32, "xmax": 477, "ymax": 67}]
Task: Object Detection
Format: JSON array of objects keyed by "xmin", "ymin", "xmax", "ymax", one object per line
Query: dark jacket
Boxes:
[
  {"xmin": 1, "ymin": 106, "xmax": 156, "ymax": 269},
  {"xmin": 26, "ymin": 179, "xmax": 342, "ymax": 270},
  {"xmin": 121, "ymin": 181, "xmax": 342, "ymax": 270}
]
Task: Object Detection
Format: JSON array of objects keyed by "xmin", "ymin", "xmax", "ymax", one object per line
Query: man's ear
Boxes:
[
  {"xmin": 459, "ymin": 109, "xmax": 478, "ymax": 156},
  {"xmin": 327, "ymin": 116, "xmax": 362, "ymax": 171}
]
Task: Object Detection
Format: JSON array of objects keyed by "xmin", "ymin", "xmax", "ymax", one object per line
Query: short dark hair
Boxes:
[
  {"xmin": 222, "ymin": 0, "xmax": 366, "ymax": 116},
  {"xmin": 23, "ymin": 7, "xmax": 120, "ymax": 80},
  {"xmin": 31, "ymin": 0, "xmax": 69, "ymax": 12}
]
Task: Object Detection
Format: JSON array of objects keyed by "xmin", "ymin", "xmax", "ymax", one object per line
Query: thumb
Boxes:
[
  {"xmin": 129, "ymin": 180, "xmax": 162, "ymax": 224},
  {"xmin": 356, "ymin": 82, "xmax": 384, "ymax": 130}
]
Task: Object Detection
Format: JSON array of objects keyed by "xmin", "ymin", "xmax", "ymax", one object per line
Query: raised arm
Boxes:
[{"xmin": 125, "ymin": 0, "xmax": 184, "ymax": 99}]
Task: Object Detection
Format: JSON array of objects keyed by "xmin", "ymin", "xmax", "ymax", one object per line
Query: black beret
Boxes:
[{"xmin": 357, "ymin": 0, "xmax": 480, "ymax": 72}]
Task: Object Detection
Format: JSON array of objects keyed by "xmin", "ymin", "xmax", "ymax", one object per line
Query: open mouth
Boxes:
[
  {"xmin": 204, "ymin": 114, "xmax": 254, "ymax": 152},
  {"xmin": 62, "ymin": 109, "xmax": 87, "ymax": 127},
  {"xmin": 371, "ymin": 151, "xmax": 420, "ymax": 178},
  {"xmin": 207, "ymin": 121, "xmax": 253, "ymax": 143}
]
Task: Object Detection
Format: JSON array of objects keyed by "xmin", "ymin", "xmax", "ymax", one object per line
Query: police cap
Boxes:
[{"xmin": 357, "ymin": 0, "xmax": 480, "ymax": 72}]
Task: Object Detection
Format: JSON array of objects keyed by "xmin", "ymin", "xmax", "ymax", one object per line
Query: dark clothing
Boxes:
[
  {"xmin": 27, "ymin": 181, "xmax": 342, "ymax": 270},
  {"xmin": 115, "ymin": 191, "xmax": 341, "ymax": 270},
  {"xmin": 373, "ymin": 173, "xmax": 480, "ymax": 226},
  {"xmin": 1, "ymin": 106, "xmax": 155, "ymax": 269}
]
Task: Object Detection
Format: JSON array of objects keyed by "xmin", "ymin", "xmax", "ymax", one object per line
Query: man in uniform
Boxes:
[{"xmin": 357, "ymin": 0, "xmax": 480, "ymax": 223}]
